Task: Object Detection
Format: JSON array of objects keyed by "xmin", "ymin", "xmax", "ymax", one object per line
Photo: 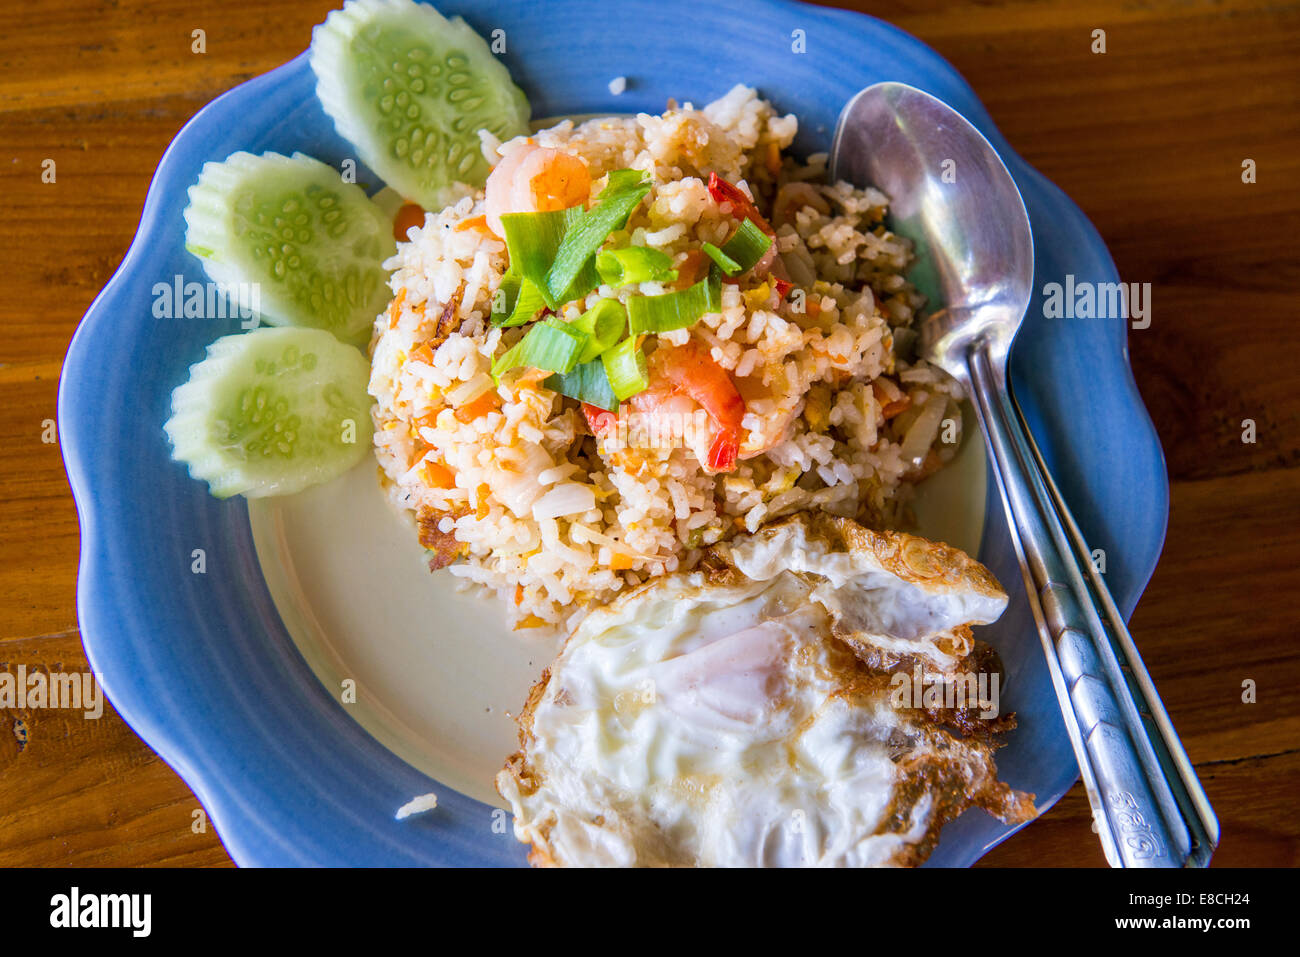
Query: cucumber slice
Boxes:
[
  {"xmin": 183, "ymin": 150, "xmax": 395, "ymax": 346},
  {"xmin": 164, "ymin": 327, "xmax": 375, "ymax": 499},
  {"xmin": 310, "ymin": 0, "xmax": 530, "ymax": 207}
]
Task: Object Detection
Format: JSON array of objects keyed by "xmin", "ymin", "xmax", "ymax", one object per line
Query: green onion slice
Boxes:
[
  {"xmin": 544, "ymin": 360, "xmax": 619, "ymax": 412},
  {"xmin": 700, "ymin": 242, "xmax": 742, "ymax": 276},
  {"xmin": 492, "ymin": 318, "xmax": 587, "ymax": 379},
  {"xmin": 490, "ymin": 271, "xmax": 522, "ymax": 324},
  {"xmin": 719, "ymin": 217, "xmax": 772, "ymax": 274},
  {"xmin": 546, "ymin": 170, "xmax": 651, "ymax": 305},
  {"xmin": 489, "ymin": 337, "xmax": 526, "ymax": 382},
  {"xmin": 570, "ymin": 298, "xmax": 627, "ymax": 364},
  {"xmin": 501, "ymin": 207, "xmax": 584, "ymax": 309},
  {"xmin": 601, "ymin": 337, "xmax": 650, "ymax": 401},
  {"xmin": 492, "ymin": 274, "xmax": 550, "ymax": 328},
  {"xmin": 605, "ymin": 168, "xmax": 649, "ymax": 191},
  {"xmin": 627, "ymin": 267, "xmax": 723, "ymax": 335},
  {"xmin": 596, "ymin": 246, "xmax": 678, "ymax": 287}
]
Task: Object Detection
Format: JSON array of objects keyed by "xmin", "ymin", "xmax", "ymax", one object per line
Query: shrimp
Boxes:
[
  {"xmin": 582, "ymin": 342, "xmax": 797, "ymax": 471},
  {"xmin": 485, "ymin": 144, "xmax": 592, "ymax": 239},
  {"xmin": 630, "ymin": 340, "xmax": 747, "ymax": 473}
]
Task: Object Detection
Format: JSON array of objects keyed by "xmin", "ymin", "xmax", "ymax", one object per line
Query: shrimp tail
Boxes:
[{"xmin": 707, "ymin": 429, "xmax": 740, "ymax": 473}]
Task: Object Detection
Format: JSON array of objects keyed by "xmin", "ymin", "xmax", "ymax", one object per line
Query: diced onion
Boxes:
[
  {"xmin": 898, "ymin": 394, "xmax": 947, "ymax": 467},
  {"xmin": 532, "ymin": 482, "xmax": 597, "ymax": 520},
  {"xmin": 491, "ymin": 443, "xmax": 555, "ymax": 517},
  {"xmin": 446, "ymin": 372, "xmax": 494, "ymax": 406}
]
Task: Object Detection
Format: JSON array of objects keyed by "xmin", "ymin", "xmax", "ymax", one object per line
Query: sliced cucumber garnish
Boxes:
[
  {"xmin": 310, "ymin": 0, "xmax": 530, "ymax": 207},
  {"xmin": 164, "ymin": 327, "xmax": 374, "ymax": 499},
  {"xmin": 183, "ymin": 150, "xmax": 395, "ymax": 346}
]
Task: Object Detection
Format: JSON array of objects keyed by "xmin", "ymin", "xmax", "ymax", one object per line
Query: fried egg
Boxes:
[{"xmin": 497, "ymin": 513, "xmax": 1035, "ymax": 867}]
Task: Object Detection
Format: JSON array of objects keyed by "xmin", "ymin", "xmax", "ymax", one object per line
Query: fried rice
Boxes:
[{"xmin": 367, "ymin": 84, "xmax": 964, "ymax": 635}]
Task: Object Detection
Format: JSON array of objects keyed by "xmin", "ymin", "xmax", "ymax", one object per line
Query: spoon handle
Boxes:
[{"xmin": 965, "ymin": 342, "xmax": 1218, "ymax": 867}]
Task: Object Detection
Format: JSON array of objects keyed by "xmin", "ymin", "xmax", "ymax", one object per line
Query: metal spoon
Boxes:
[{"xmin": 830, "ymin": 82, "xmax": 1218, "ymax": 867}]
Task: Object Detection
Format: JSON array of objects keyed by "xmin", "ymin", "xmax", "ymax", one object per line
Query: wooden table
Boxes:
[{"xmin": 1, "ymin": 0, "xmax": 1296, "ymax": 868}]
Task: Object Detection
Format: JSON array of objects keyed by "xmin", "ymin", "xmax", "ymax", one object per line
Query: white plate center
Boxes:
[{"xmin": 250, "ymin": 410, "xmax": 985, "ymax": 808}]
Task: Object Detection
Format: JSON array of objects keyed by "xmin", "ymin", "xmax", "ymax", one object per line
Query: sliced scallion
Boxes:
[
  {"xmin": 605, "ymin": 168, "xmax": 649, "ymax": 191},
  {"xmin": 700, "ymin": 242, "xmax": 742, "ymax": 276},
  {"xmin": 570, "ymin": 298, "xmax": 627, "ymax": 364},
  {"xmin": 595, "ymin": 246, "xmax": 678, "ymax": 287},
  {"xmin": 601, "ymin": 337, "xmax": 649, "ymax": 401},
  {"xmin": 497, "ymin": 275, "xmax": 549, "ymax": 327},
  {"xmin": 490, "ymin": 338, "xmax": 525, "ymax": 382},
  {"xmin": 626, "ymin": 268, "xmax": 723, "ymax": 335},
  {"xmin": 501, "ymin": 207, "xmax": 584, "ymax": 309},
  {"xmin": 544, "ymin": 360, "xmax": 619, "ymax": 412},
  {"xmin": 719, "ymin": 217, "xmax": 772, "ymax": 274},
  {"xmin": 492, "ymin": 318, "xmax": 587, "ymax": 379},
  {"xmin": 490, "ymin": 271, "xmax": 523, "ymax": 324},
  {"xmin": 546, "ymin": 170, "xmax": 651, "ymax": 305}
]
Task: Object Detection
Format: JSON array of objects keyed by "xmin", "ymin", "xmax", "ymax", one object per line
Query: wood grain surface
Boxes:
[{"xmin": 1, "ymin": 0, "xmax": 1296, "ymax": 868}]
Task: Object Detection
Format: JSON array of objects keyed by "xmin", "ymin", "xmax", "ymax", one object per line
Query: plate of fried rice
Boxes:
[
  {"xmin": 61, "ymin": 0, "xmax": 1169, "ymax": 866},
  {"xmin": 370, "ymin": 88, "xmax": 965, "ymax": 629}
]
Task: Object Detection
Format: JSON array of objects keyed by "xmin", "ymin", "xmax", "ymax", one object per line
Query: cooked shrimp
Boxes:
[
  {"xmin": 485, "ymin": 144, "xmax": 592, "ymax": 239},
  {"xmin": 630, "ymin": 340, "xmax": 746, "ymax": 473}
]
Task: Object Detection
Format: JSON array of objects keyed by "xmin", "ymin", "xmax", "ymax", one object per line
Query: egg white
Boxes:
[{"xmin": 497, "ymin": 514, "xmax": 1024, "ymax": 867}]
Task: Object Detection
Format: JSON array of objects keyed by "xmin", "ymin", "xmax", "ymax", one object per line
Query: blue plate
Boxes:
[{"xmin": 59, "ymin": 0, "xmax": 1168, "ymax": 866}]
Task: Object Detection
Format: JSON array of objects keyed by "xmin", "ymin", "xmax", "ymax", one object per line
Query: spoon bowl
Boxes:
[{"xmin": 830, "ymin": 82, "xmax": 1033, "ymax": 384}]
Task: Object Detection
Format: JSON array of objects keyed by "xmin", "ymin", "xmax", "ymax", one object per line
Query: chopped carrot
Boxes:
[
  {"xmin": 475, "ymin": 483, "xmax": 491, "ymax": 520},
  {"xmin": 609, "ymin": 551, "xmax": 635, "ymax": 571},
  {"xmin": 454, "ymin": 214, "xmax": 490, "ymax": 234},
  {"xmin": 393, "ymin": 202, "xmax": 426, "ymax": 242},
  {"xmin": 873, "ymin": 380, "xmax": 911, "ymax": 419},
  {"xmin": 387, "ymin": 288, "xmax": 408, "ymax": 329},
  {"xmin": 515, "ymin": 367, "xmax": 551, "ymax": 389},
  {"xmin": 422, "ymin": 461, "xmax": 455, "ymax": 489},
  {"xmin": 513, "ymin": 583, "xmax": 524, "ymax": 606},
  {"xmin": 408, "ymin": 342, "xmax": 435, "ymax": 366},
  {"xmin": 408, "ymin": 441, "xmax": 431, "ymax": 467},
  {"xmin": 514, "ymin": 614, "xmax": 548, "ymax": 630},
  {"xmin": 453, "ymin": 390, "xmax": 500, "ymax": 423}
]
